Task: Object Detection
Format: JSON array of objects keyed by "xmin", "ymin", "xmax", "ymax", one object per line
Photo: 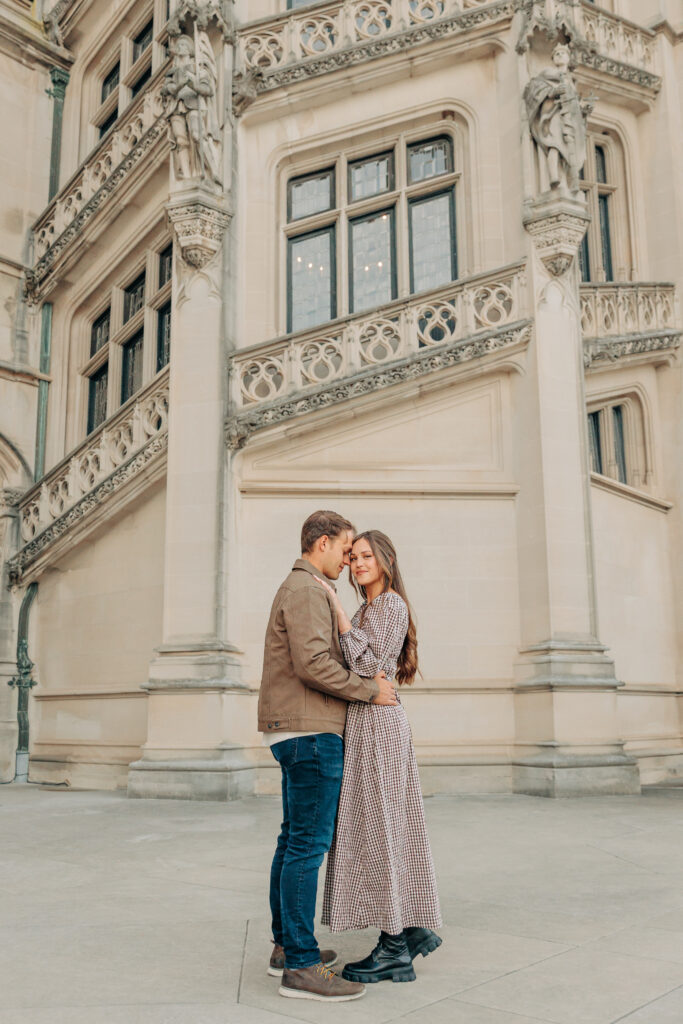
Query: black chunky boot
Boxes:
[
  {"xmin": 404, "ymin": 927, "xmax": 442, "ymax": 960},
  {"xmin": 341, "ymin": 931, "xmax": 416, "ymax": 984}
]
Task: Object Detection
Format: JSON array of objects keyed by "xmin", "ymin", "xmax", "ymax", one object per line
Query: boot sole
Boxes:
[
  {"xmin": 268, "ymin": 955, "xmax": 338, "ymax": 978},
  {"xmin": 342, "ymin": 966, "xmax": 416, "ymax": 984},
  {"xmin": 410, "ymin": 934, "xmax": 442, "ymax": 960},
  {"xmin": 278, "ymin": 985, "xmax": 365, "ymax": 1001}
]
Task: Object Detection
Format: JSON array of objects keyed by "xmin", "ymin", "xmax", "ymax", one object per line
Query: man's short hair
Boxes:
[{"xmin": 301, "ymin": 510, "xmax": 354, "ymax": 554}]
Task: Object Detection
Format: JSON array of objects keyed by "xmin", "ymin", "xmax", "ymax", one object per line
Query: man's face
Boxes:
[{"xmin": 321, "ymin": 530, "xmax": 354, "ymax": 580}]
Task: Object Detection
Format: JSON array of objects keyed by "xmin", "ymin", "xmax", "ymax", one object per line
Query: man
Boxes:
[{"xmin": 258, "ymin": 510, "xmax": 398, "ymax": 1002}]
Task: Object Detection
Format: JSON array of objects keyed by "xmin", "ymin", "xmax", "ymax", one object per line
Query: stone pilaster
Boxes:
[
  {"xmin": 128, "ymin": 8, "xmax": 253, "ymax": 800},
  {"xmin": 512, "ymin": 194, "xmax": 640, "ymax": 796}
]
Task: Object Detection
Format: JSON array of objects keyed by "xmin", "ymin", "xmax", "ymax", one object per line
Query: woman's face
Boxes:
[{"xmin": 349, "ymin": 538, "xmax": 382, "ymax": 589}]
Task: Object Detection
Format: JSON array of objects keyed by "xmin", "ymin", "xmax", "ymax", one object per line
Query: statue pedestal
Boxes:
[{"xmin": 512, "ymin": 191, "xmax": 640, "ymax": 797}]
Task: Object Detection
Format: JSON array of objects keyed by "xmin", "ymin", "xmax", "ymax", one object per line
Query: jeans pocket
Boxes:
[{"xmin": 271, "ymin": 737, "xmax": 298, "ymax": 767}]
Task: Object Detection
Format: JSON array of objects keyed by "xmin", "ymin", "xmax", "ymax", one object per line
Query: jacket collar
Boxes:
[{"xmin": 293, "ymin": 558, "xmax": 337, "ymax": 591}]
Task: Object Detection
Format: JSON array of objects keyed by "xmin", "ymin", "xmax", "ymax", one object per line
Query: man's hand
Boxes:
[{"xmin": 372, "ymin": 672, "xmax": 398, "ymax": 706}]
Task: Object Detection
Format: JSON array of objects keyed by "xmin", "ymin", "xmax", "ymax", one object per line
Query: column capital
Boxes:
[
  {"xmin": 523, "ymin": 194, "xmax": 590, "ymax": 277},
  {"xmin": 166, "ymin": 186, "xmax": 232, "ymax": 270}
]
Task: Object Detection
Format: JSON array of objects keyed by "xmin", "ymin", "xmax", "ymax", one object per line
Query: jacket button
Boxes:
[
  {"xmin": 267, "ymin": 723, "xmax": 273, "ymax": 729},
  {"xmin": 274, "ymin": 721, "xmax": 280, "ymax": 727}
]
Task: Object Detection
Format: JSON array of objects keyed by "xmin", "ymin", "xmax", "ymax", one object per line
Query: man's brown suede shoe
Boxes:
[
  {"xmin": 279, "ymin": 963, "xmax": 365, "ymax": 1001},
  {"xmin": 268, "ymin": 944, "xmax": 338, "ymax": 977}
]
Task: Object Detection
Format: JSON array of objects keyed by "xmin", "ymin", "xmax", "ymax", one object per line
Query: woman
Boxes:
[{"xmin": 314, "ymin": 530, "xmax": 442, "ymax": 984}]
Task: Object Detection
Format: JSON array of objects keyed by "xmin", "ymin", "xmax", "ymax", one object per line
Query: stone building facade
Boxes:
[{"xmin": 1, "ymin": 0, "xmax": 682, "ymax": 798}]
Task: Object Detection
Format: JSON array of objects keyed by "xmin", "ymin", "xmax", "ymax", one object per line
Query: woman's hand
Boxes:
[{"xmin": 313, "ymin": 576, "xmax": 353, "ymax": 634}]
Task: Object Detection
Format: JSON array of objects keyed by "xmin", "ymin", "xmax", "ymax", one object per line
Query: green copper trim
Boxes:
[
  {"xmin": 48, "ymin": 68, "xmax": 69, "ymax": 201},
  {"xmin": 8, "ymin": 583, "xmax": 38, "ymax": 754},
  {"xmin": 34, "ymin": 303, "xmax": 52, "ymax": 481}
]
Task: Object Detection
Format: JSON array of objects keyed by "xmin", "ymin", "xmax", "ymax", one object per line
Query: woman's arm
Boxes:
[{"xmin": 338, "ymin": 595, "xmax": 408, "ymax": 676}]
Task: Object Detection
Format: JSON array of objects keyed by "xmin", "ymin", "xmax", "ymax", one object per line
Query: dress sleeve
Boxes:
[{"xmin": 339, "ymin": 593, "xmax": 409, "ymax": 677}]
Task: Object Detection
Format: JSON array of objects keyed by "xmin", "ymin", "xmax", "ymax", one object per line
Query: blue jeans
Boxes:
[{"xmin": 269, "ymin": 733, "xmax": 343, "ymax": 969}]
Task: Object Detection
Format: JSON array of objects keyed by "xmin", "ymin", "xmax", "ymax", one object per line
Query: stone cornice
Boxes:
[
  {"xmin": 0, "ymin": 2, "xmax": 73, "ymax": 69},
  {"xmin": 226, "ymin": 319, "xmax": 532, "ymax": 449},
  {"xmin": 583, "ymin": 329, "xmax": 681, "ymax": 369}
]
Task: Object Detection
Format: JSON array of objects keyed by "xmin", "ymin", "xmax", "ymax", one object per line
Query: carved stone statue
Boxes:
[
  {"xmin": 524, "ymin": 43, "xmax": 593, "ymax": 195},
  {"xmin": 162, "ymin": 31, "xmax": 222, "ymax": 187}
]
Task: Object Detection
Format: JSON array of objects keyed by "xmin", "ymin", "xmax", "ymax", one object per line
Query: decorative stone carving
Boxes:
[
  {"xmin": 524, "ymin": 198, "xmax": 590, "ymax": 277},
  {"xmin": 162, "ymin": 31, "xmax": 223, "ymax": 187},
  {"xmin": 226, "ymin": 322, "xmax": 531, "ymax": 449},
  {"xmin": 232, "ymin": 70, "xmax": 264, "ymax": 117},
  {"xmin": 167, "ymin": 0, "xmax": 234, "ymax": 43},
  {"xmin": 584, "ymin": 332, "xmax": 681, "ymax": 369},
  {"xmin": 167, "ymin": 189, "xmax": 231, "ymax": 268},
  {"xmin": 524, "ymin": 43, "xmax": 594, "ymax": 195}
]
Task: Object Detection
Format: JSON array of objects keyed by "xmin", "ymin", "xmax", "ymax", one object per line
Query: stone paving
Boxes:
[{"xmin": 2, "ymin": 784, "xmax": 683, "ymax": 1023}]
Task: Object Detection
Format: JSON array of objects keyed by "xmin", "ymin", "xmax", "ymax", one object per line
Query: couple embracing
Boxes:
[{"xmin": 258, "ymin": 510, "xmax": 442, "ymax": 1002}]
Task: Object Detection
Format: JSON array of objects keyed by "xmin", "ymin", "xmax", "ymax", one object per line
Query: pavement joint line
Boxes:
[
  {"xmin": 237, "ymin": 917, "xmax": 249, "ymax": 1005},
  {"xmin": 585, "ymin": 843, "xmax": 669, "ymax": 875},
  {"xmin": 446, "ymin": 943, "xmax": 585, "ymax": 999},
  {"xmin": 608, "ymin": 979, "xmax": 683, "ymax": 1023}
]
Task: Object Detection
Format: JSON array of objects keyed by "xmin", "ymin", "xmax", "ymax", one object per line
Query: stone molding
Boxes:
[
  {"xmin": 524, "ymin": 196, "xmax": 590, "ymax": 276},
  {"xmin": 166, "ymin": 188, "xmax": 232, "ymax": 268},
  {"xmin": 226, "ymin": 320, "xmax": 532, "ymax": 449},
  {"xmin": 6, "ymin": 432, "xmax": 168, "ymax": 584},
  {"xmin": 167, "ymin": 0, "xmax": 235, "ymax": 41},
  {"xmin": 583, "ymin": 330, "xmax": 681, "ymax": 369}
]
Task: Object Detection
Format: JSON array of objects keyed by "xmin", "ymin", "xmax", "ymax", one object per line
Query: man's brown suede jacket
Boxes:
[{"xmin": 258, "ymin": 559, "xmax": 379, "ymax": 737}]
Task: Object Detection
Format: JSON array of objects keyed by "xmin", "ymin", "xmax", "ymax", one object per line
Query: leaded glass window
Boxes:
[
  {"xmin": 407, "ymin": 137, "xmax": 453, "ymax": 184},
  {"xmin": 348, "ymin": 153, "xmax": 394, "ymax": 202},
  {"xmin": 409, "ymin": 191, "xmax": 456, "ymax": 294},
  {"xmin": 88, "ymin": 363, "xmax": 109, "ymax": 434},
  {"xmin": 157, "ymin": 301, "xmax": 172, "ymax": 371},
  {"xmin": 612, "ymin": 405, "xmax": 627, "ymax": 483},
  {"xmin": 123, "ymin": 272, "xmax": 146, "ymax": 322},
  {"xmin": 159, "ymin": 245, "xmax": 173, "ymax": 288},
  {"xmin": 588, "ymin": 411, "xmax": 602, "ymax": 474},
  {"xmin": 99, "ymin": 110, "xmax": 118, "ymax": 139},
  {"xmin": 598, "ymin": 194, "xmax": 614, "ymax": 282},
  {"xmin": 90, "ymin": 309, "xmax": 111, "ymax": 357},
  {"xmin": 101, "ymin": 63, "xmax": 120, "ymax": 103},
  {"xmin": 349, "ymin": 209, "xmax": 396, "ymax": 313},
  {"xmin": 133, "ymin": 20, "xmax": 154, "ymax": 63},
  {"xmin": 580, "ymin": 135, "xmax": 621, "ymax": 282},
  {"xmin": 131, "ymin": 65, "xmax": 152, "ymax": 97},
  {"xmin": 121, "ymin": 330, "xmax": 144, "ymax": 404},
  {"xmin": 288, "ymin": 170, "xmax": 335, "ymax": 222},
  {"xmin": 288, "ymin": 228, "xmax": 336, "ymax": 332}
]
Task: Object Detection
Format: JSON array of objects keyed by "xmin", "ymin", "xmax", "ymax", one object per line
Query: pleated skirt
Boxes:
[{"xmin": 321, "ymin": 700, "xmax": 442, "ymax": 934}]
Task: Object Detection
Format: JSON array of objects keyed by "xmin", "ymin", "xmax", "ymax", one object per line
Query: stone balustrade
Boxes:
[
  {"xmin": 237, "ymin": 0, "xmax": 507, "ymax": 73},
  {"xmin": 232, "ymin": 263, "xmax": 526, "ymax": 411},
  {"xmin": 573, "ymin": 0, "xmax": 656, "ymax": 74},
  {"xmin": 580, "ymin": 282, "xmax": 676, "ymax": 339},
  {"xmin": 29, "ymin": 73, "xmax": 168, "ymax": 296},
  {"xmin": 17, "ymin": 371, "xmax": 169, "ymax": 550}
]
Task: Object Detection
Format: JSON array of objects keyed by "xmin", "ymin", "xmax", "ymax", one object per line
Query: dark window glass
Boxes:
[
  {"xmin": 288, "ymin": 169, "xmax": 334, "ymax": 222},
  {"xmin": 87, "ymin": 363, "xmax": 109, "ymax": 434},
  {"xmin": 131, "ymin": 65, "xmax": 152, "ymax": 97},
  {"xmin": 99, "ymin": 110, "xmax": 118, "ymax": 138},
  {"xmin": 288, "ymin": 227, "xmax": 336, "ymax": 333},
  {"xmin": 101, "ymin": 63, "xmax": 120, "ymax": 104},
  {"xmin": 612, "ymin": 405, "xmax": 627, "ymax": 483},
  {"xmin": 349, "ymin": 209, "xmax": 396, "ymax": 314},
  {"xmin": 133, "ymin": 20, "xmax": 154, "ymax": 63},
  {"xmin": 407, "ymin": 137, "xmax": 453, "ymax": 184},
  {"xmin": 409, "ymin": 190, "xmax": 456, "ymax": 294},
  {"xmin": 579, "ymin": 229, "xmax": 591, "ymax": 283},
  {"xmin": 595, "ymin": 145, "xmax": 608, "ymax": 184},
  {"xmin": 159, "ymin": 244, "xmax": 173, "ymax": 288},
  {"xmin": 588, "ymin": 411, "xmax": 602, "ymax": 475},
  {"xmin": 287, "ymin": 0, "xmax": 319, "ymax": 8},
  {"xmin": 348, "ymin": 152, "xmax": 394, "ymax": 202},
  {"xmin": 90, "ymin": 309, "xmax": 111, "ymax": 357},
  {"xmin": 123, "ymin": 272, "xmax": 146, "ymax": 322},
  {"xmin": 598, "ymin": 193, "xmax": 614, "ymax": 281},
  {"xmin": 157, "ymin": 301, "xmax": 172, "ymax": 371},
  {"xmin": 121, "ymin": 330, "xmax": 144, "ymax": 404}
]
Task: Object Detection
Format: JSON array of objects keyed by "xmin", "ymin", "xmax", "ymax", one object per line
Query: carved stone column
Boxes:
[
  {"xmin": 128, "ymin": 4, "xmax": 251, "ymax": 801},
  {"xmin": 513, "ymin": 192, "xmax": 640, "ymax": 796}
]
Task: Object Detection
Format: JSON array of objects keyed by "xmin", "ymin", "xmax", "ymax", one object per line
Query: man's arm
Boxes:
[{"xmin": 282, "ymin": 585, "xmax": 379, "ymax": 703}]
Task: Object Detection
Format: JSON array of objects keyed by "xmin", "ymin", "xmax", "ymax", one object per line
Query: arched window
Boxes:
[{"xmin": 579, "ymin": 131, "xmax": 631, "ymax": 283}]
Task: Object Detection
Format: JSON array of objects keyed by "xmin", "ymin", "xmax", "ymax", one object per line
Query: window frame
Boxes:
[
  {"xmin": 580, "ymin": 131, "xmax": 630, "ymax": 283},
  {"xmin": 79, "ymin": 237, "xmax": 173, "ymax": 438},
  {"xmin": 586, "ymin": 392, "xmax": 651, "ymax": 491},
  {"xmin": 281, "ymin": 127, "xmax": 461, "ymax": 335}
]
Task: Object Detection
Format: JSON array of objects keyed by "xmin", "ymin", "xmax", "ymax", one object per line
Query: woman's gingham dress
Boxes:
[{"xmin": 321, "ymin": 591, "xmax": 442, "ymax": 934}]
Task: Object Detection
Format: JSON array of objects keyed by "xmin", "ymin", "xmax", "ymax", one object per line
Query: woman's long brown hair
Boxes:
[{"xmin": 349, "ymin": 530, "xmax": 419, "ymax": 686}]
